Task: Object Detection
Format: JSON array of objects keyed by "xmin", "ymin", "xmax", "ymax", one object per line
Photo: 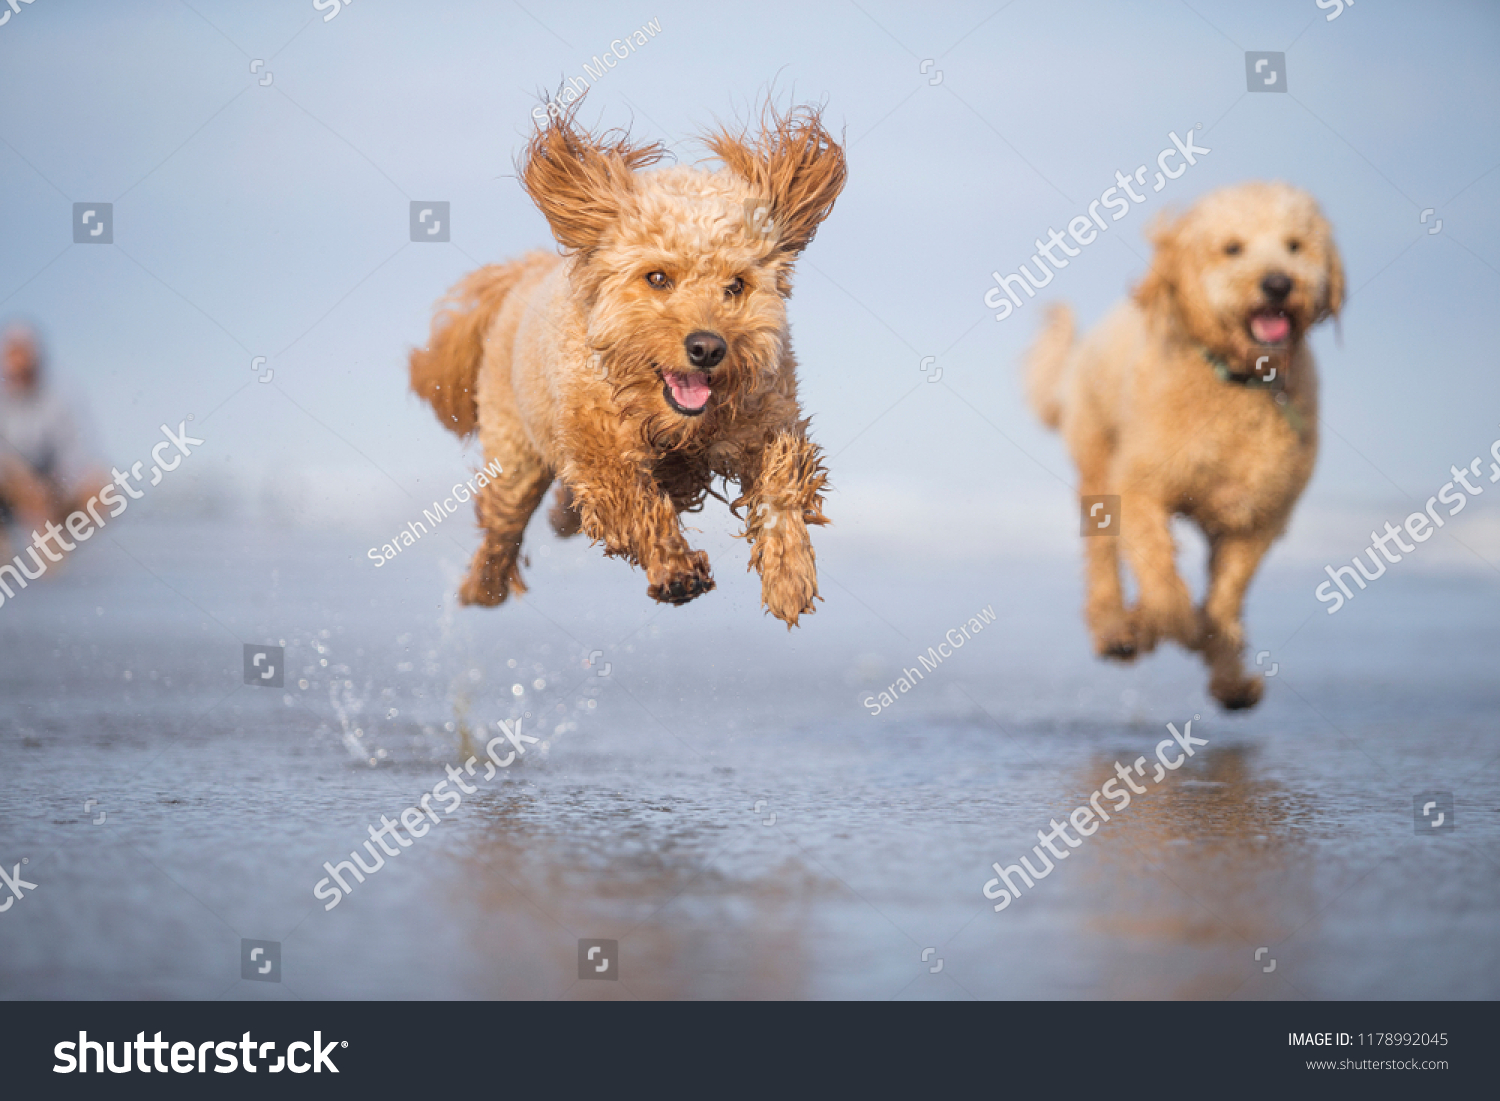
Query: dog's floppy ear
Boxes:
[
  {"xmin": 1133, "ymin": 210, "xmax": 1182, "ymax": 314},
  {"xmin": 1320, "ymin": 229, "xmax": 1345, "ymax": 322},
  {"xmin": 520, "ymin": 101, "xmax": 666, "ymax": 255},
  {"xmin": 707, "ymin": 103, "xmax": 846, "ymax": 257}
]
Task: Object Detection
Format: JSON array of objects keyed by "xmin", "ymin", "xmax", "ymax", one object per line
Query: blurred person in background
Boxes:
[{"xmin": 0, "ymin": 321, "xmax": 109, "ymax": 561}]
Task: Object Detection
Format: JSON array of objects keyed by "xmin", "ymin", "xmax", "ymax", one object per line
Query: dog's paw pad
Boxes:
[
  {"xmin": 1093, "ymin": 621, "xmax": 1139, "ymax": 661},
  {"xmin": 649, "ymin": 570, "xmax": 715, "ymax": 606},
  {"xmin": 1213, "ymin": 676, "xmax": 1263, "ymax": 711}
]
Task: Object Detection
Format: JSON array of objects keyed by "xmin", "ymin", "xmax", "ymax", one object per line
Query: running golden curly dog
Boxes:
[
  {"xmin": 410, "ymin": 104, "xmax": 845, "ymax": 626},
  {"xmin": 1027, "ymin": 181, "xmax": 1343, "ymax": 708}
]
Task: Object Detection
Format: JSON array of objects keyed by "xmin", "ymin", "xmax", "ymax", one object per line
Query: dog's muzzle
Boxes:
[
  {"xmin": 661, "ymin": 369, "xmax": 713, "ymax": 415},
  {"xmin": 1248, "ymin": 273, "xmax": 1294, "ymax": 345},
  {"xmin": 662, "ymin": 331, "xmax": 726, "ymax": 415}
]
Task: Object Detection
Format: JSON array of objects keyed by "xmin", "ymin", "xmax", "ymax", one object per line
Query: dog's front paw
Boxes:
[
  {"xmin": 647, "ymin": 550, "xmax": 715, "ymax": 606},
  {"xmin": 1210, "ymin": 670, "xmax": 1263, "ymax": 711},
  {"xmin": 753, "ymin": 526, "xmax": 820, "ymax": 628},
  {"xmin": 762, "ymin": 567, "xmax": 819, "ymax": 628}
]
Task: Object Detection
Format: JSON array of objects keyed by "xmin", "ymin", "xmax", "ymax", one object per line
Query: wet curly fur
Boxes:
[
  {"xmin": 409, "ymin": 102, "xmax": 844, "ymax": 626},
  {"xmin": 1026, "ymin": 181, "xmax": 1344, "ymax": 709}
]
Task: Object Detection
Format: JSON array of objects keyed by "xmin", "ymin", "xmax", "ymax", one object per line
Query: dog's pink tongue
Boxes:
[
  {"xmin": 1251, "ymin": 312, "xmax": 1291, "ymax": 343},
  {"xmin": 667, "ymin": 371, "xmax": 712, "ymax": 410}
]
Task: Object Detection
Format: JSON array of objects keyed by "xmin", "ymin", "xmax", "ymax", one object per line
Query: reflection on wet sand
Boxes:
[
  {"xmin": 1076, "ymin": 743, "xmax": 1320, "ymax": 999},
  {"xmin": 442, "ymin": 791, "xmax": 834, "ymax": 999}
]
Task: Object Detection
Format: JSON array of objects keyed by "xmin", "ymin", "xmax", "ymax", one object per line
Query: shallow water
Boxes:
[{"xmin": 0, "ymin": 518, "xmax": 1496, "ymax": 1000}]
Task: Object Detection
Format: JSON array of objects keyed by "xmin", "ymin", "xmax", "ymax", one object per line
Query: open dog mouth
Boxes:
[
  {"xmin": 660, "ymin": 369, "xmax": 712, "ymax": 416},
  {"xmin": 1247, "ymin": 308, "xmax": 1292, "ymax": 346}
]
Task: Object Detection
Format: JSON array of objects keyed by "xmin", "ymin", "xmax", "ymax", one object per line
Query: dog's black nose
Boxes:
[
  {"xmin": 1261, "ymin": 272, "xmax": 1293, "ymax": 301},
  {"xmin": 684, "ymin": 331, "xmax": 727, "ymax": 369}
]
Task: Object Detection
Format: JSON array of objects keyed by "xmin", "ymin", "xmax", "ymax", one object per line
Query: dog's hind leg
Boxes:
[
  {"xmin": 547, "ymin": 484, "xmax": 583, "ymax": 538},
  {"xmin": 458, "ymin": 437, "xmax": 552, "ymax": 607},
  {"xmin": 1199, "ymin": 529, "xmax": 1276, "ymax": 709},
  {"xmin": 736, "ymin": 430, "xmax": 828, "ymax": 628}
]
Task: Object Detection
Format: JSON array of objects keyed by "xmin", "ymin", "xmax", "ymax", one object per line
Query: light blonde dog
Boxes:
[
  {"xmin": 1027, "ymin": 181, "xmax": 1343, "ymax": 708},
  {"xmin": 410, "ymin": 104, "xmax": 845, "ymax": 626}
]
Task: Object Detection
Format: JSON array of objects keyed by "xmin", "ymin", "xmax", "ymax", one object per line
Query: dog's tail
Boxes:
[
  {"xmin": 409, "ymin": 259, "xmax": 536, "ymax": 437},
  {"xmin": 1025, "ymin": 304, "xmax": 1074, "ymax": 431}
]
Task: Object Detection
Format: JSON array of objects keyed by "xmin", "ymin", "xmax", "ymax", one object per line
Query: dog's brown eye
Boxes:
[
  {"xmin": 1287, "ymin": 239, "xmax": 1301, "ymax": 253},
  {"xmin": 725, "ymin": 276, "xmax": 745, "ymax": 297},
  {"xmin": 1224, "ymin": 241, "xmax": 1242, "ymax": 256},
  {"xmin": 645, "ymin": 271, "xmax": 670, "ymax": 289}
]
